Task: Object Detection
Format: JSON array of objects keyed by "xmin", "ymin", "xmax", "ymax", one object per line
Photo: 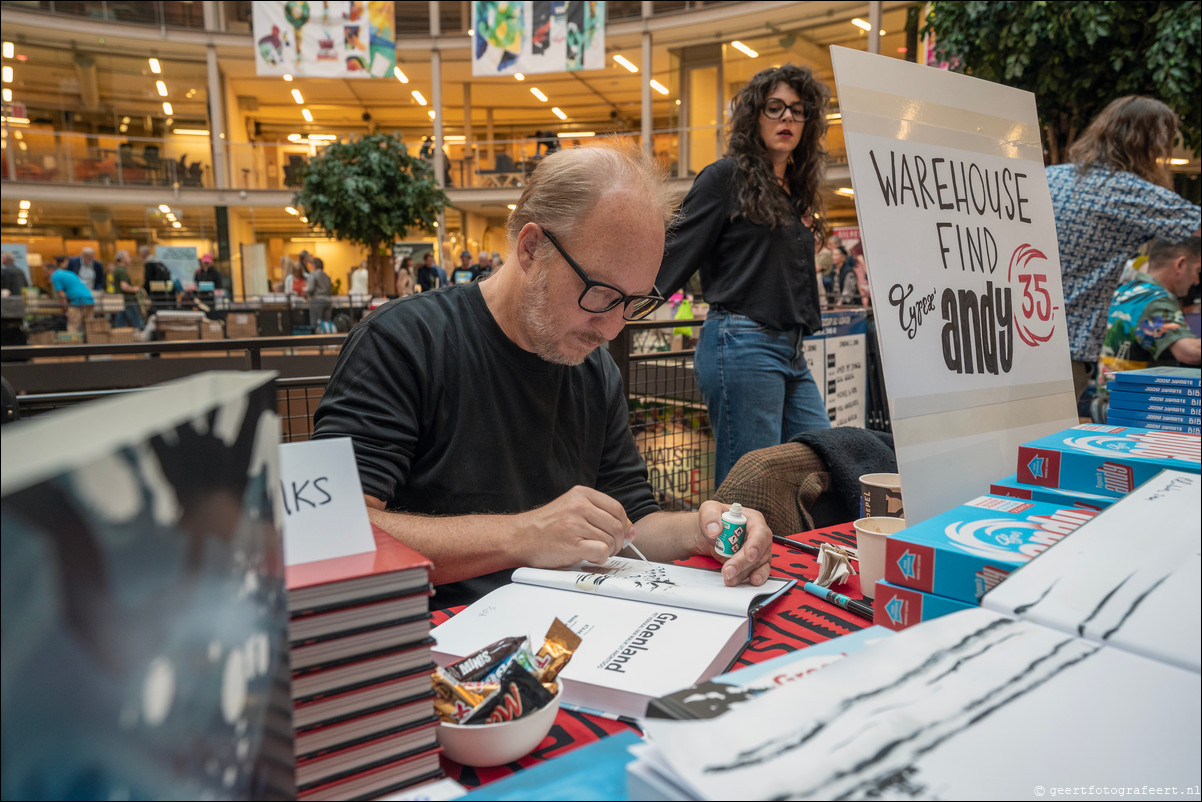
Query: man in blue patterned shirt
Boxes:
[
  {"xmin": 1101, "ymin": 237, "xmax": 1201, "ymax": 372},
  {"xmin": 1045, "ymin": 96, "xmax": 1200, "ymax": 400}
]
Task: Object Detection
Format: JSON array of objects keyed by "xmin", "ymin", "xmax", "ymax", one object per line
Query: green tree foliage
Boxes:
[
  {"xmin": 924, "ymin": 1, "xmax": 1201, "ymax": 164},
  {"xmin": 293, "ymin": 133, "xmax": 449, "ymax": 294}
]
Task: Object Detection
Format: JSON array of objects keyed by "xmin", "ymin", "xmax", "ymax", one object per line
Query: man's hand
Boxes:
[
  {"xmin": 514, "ymin": 485, "xmax": 636, "ymax": 570},
  {"xmin": 694, "ymin": 500, "xmax": 773, "ymax": 587}
]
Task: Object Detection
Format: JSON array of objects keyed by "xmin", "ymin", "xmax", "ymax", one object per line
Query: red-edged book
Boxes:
[
  {"xmin": 295, "ymin": 718, "xmax": 441, "ymax": 788},
  {"xmin": 292, "ymin": 639, "xmax": 437, "ymax": 699},
  {"xmin": 286, "ymin": 524, "xmax": 433, "ymax": 615},
  {"xmin": 296, "ymin": 746, "xmax": 443, "ymax": 801},
  {"xmin": 293, "ymin": 667, "xmax": 436, "ymax": 729},
  {"xmin": 295, "ymin": 697, "xmax": 440, "ymax": 758}
]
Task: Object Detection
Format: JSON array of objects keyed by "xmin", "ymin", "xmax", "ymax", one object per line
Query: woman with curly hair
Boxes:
[
  {"xmin": 1046, "ymin": 95, "xmax": 1199, "ymax": 402},
  {"xmin": 656, "ymin": 63, "xmax": 832, "ymax": 487}
]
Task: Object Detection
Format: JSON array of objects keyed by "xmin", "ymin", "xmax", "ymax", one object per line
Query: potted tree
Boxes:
[{"xmin": 292, "ymin": 132, "xmax": 449, "ymax": 297}]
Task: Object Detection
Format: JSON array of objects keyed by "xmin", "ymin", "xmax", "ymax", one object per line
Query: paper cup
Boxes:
[
  {"xmin": 853, "ymin": 516, "xmax": 908, "ymax": 599},
  {"xmin": 859, "ymin": 473, "xmax": 904, "ymax": 519}
]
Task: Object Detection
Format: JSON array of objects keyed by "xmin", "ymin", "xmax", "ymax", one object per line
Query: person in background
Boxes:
[
  {"xmin": 1101, "ymin": 236, "xmax": 1201, "ymax": 371},
  {"xmin": 656, "ymin": 64, "xmax": 833, "ymax": 488},
  {"xmin": 1046, "ymin": 95, "xmax": 1201, "ymax": 402},
  {"xmin": 285, "ymin": 261, "xmax": 307, "ymax": 298},
  {"xmin": 814, "ymin": 236, "xmax": 833, "ymax": 309},
  {"xmin": 106, "ymin": 250, "xmax": 143, "ymax": 329},
  {"xmin": 1, "ymin": 251, "xmax": 27, "ymax": 297},
  {"xmin": 44, "ymin": 260, "xmax": 94, "ymax": 333},
  {"xmin": 311, "ymin": 146, "xmax": 773, "ymax": 609},
  {"xmin": 416, "ymin": 252, "xmax": 443, "ymax": 292},
  {"xmin": 395, "ymin": 256, "xmax": 415, "ymax": 297},
  {"xmin": 476, "ymin": 250, "xmax": 497, "ymax": 280},
  {"xmin": 350, "ymin": 260, "xmax": 370, "ymax": 295},
  {"xmin": 139, "ymin": 246, "xmax": 174, "ymax": 313},
  {"xmin": 193, "ymin": 253, "xmax": 222, "ymax": 313},
  {"xmin": 451, "ymin": 250, "xmax": 479, "ymax": 284},
  {"xmin": 307, "ymin": 256, "xmax": 333, "ymax": 331},
  {"xmin": 67, "ymin": 246, "xmax": 105, "ymax": 292}
]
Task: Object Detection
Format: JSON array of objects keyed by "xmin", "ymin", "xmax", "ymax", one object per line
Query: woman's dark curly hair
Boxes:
[{"xmin": 726, "ymin": 63, "xmax": 830, "ymax": 237}]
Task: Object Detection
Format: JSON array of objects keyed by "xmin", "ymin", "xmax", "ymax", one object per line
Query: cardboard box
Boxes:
[
  {"xmin": 29, "ymin": 330, "xmax": 57, "ymax": 346},
  {"xmin": 988, "ymin": 474, "xmax": 1116, "ymax": 511},
  {"xmin": 160, "ymin": 324, "xmax": 199, "ymax": 341},
  {"xmin": 108, "ymin": 327, "xmax": 138, "ymax": 344},
  {"xmin": 883, "ymin": 495, "xmax": 1099, "ymax": 604},
  {"xmin": 873, "ymin": 580, "xmax": 976, "ymax": 631},
  {"xmin": 226, "ymin": 312, "xmax": 257, "ymax": 340},
  {"xmin": 1016, "ymin": 424, "xmax": 1201, "ymax": 497},
  {"xmin": 200, "ymin": 320, "xmax": 225, "ymax": 340}
]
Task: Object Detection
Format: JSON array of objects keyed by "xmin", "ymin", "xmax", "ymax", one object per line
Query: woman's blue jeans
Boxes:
[{"xmin": 694, "ymin": 311, "xmax": 831, "ymax": 488}]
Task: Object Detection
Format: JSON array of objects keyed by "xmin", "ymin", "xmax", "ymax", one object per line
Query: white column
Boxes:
[
  {"xmin": 203, "ymin": 1, "xmax": 227, "ymax": 189},
  {"xmin": 869, "ymin": 1, "xmax": 882, "ymax": 55}
]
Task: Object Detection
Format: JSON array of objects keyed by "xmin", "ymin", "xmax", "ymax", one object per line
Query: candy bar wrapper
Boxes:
[
  {"xmin": 534, "ymin": 617, "xmax": 582, "ymax": 682},
  {"xmin": 441, "ymin": 635, "xmax": 526, "ymax": 685},
  {"xmin": 461, "ymin": 659, "xmax": 555, "ymax": 725}
]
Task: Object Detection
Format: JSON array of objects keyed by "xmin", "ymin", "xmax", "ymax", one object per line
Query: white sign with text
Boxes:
[
  {"xmin": 279, "ymin": 437, "xmax": 376, "ymax": 566},
  {"xmin": 831, "ymin": 46, "xmax": 1078, "ymax": 523}
]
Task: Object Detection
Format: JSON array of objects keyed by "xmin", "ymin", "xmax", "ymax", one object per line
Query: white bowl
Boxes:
[{"xmin": 437, "ymin": 686, "xmax": 563, "ymax": 767}]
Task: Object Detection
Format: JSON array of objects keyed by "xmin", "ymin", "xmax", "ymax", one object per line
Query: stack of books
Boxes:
[
  {"xmin": 1105, "ymin": 366, "xmax": 1201, "ymax": 434},
  {"xmin": 286, "ymin": 525, "xmax": 443, "ymax": 801},
  {"xmin": 874, "ymin": 421, "xmax": 1201, "ymax": 631}
]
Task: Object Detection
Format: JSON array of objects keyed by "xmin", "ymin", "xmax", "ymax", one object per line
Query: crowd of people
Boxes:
[{"xmin": 1, "ymin": 245, "xmax": 234, "ymax": 336}]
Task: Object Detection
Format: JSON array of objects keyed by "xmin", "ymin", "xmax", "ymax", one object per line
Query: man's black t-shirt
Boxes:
[{"xmin": 312, "ymin": 283, "xmax": 659, "ymax": 608}]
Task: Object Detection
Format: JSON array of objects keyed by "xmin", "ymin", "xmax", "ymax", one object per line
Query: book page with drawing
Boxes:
[{"xmin": 511, "ymin": 557, "xmax": 794, "ymax": 617}]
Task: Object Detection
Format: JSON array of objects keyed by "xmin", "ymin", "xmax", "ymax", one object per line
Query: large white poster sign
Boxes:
[
  {"xmin": 154, "ymin": 245, "xmax": 198, "ymax": 287},
  {"xmin": 253, "ymin": 1, "xmax": 396, "ymax": 78},
  {"xmin": 472, "ymin": 1, "xmax": 606, "ymax": 77},
  {"xmin": 831, "ymin": 47, "xmax": 1078, "ymax": 524}
]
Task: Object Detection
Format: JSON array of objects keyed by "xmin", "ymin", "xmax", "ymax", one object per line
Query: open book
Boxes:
[
  {"xmin": 630, "ymin": 469, "xmax": 1201, "ymax": 800},
  {"xmin": 430, "ymin": 558, "xmax": 795, "ymax": 719}
]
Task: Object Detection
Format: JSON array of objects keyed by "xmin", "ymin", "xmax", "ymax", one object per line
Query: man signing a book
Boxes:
[{"xmin": 313, "ymin": 146, "xmax": 774, "ymax": 609}]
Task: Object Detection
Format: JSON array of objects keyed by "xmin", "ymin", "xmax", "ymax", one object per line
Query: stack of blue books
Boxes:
[{"xmin": 1105, "ymin": 366, "xmax": 1201, "ymax": 434}]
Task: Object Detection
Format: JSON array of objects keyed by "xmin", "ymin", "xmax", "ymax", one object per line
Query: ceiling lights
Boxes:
[
  {"xmin": 301, "ymin": 108, "xmax": 313, "ymax": 122},
  {"xmin": 612, "ymin": 55, "xmax": 638, "ymax": 73},
  {"xmin": 649, "ymin": 79, "xmax": 668, "ymax": 95},
  {"xmin": 148, "ymin": 57, "xmax": 161, "ymax": 73},
  {"xmin": 730, "ymin": 41, "xmax": 758, "ymax": 58},
  {"xmin": 411, "ymin": 90, "xmax": 427, "ymax": 105},
  {"xmin": 394, "ymin": 66, "xmax": 408, "ymax": 83},
  {"xmin": 291, "ymin": 88, "xmax": 304, "ymax": 104},
  {"xmin": 551, "ymin": 107, "xmax": 567, "ymax": 120},
  {"xmin": 530, "ymin": 87, "xmax": 547, "ymax": 102},
  {"xmin": 852, "ymin": 18, "xmax": 872, "ymax": 31},
  {"xmin": 155, "ymin": 80, "xmax": 167, "ymax": 96},
  {"xmin": 162, "ymin": 101, "xmax": 173, "ymax": 115}
]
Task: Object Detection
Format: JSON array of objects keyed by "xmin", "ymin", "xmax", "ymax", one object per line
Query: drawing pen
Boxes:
[
  {"xmin": 802, "ymin": 581, "xmax": 873, "ymax": 620},
  {"xmin": 626, "ymin": 540, "xmax": 652, "ymax": 565},
  {"xmin": 771, "ymin": 535, "xmax": 820, "ymax": 556}
]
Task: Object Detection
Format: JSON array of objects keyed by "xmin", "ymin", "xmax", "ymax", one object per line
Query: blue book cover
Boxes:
[
  {"xmin": 1106, "ymin": 414, "xmax": 1201, "ymax": 436},
  {"xmin": 988, "ymin": 473, "xmax": 1115, "ymax": 510},
  {"xmin": 1111, "ymin": 366, "xmax": 1201, "ymax": 388},
  {"xmin": 1106, "ymin": 406, "xmax": 1201, "ymax": 426},
  {"xmin": 1, "ymin": 372, "xmax": 295, "ymax": 800},
  {"xmin": 645, "ymin": 626, "xmax": 894, "ymax": 720},
  {"xmin": 459, "ymin": 730, "xmax": 642, "ymax": 801},
  {"xmin": 1107, "ymin": 380, "xmax": 1201, "ymax": 399},
  {"xmin": 1106, "ymin": 389, "xmax": 1201, "ymax": 414}
]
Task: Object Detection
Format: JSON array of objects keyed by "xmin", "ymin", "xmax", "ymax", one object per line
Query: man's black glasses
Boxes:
[
  {"xmin": 762, "ymin": 98, "xmax": 806, "ymax": 121},
  {"xmin": 541, "ymin": 229, "xmax": 666, "ymax": 321}
]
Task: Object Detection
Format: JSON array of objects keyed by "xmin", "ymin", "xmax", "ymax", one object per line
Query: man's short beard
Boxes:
[{"xmin": 519, "ymin": 267, "xmax": 599, "ymax": 366}]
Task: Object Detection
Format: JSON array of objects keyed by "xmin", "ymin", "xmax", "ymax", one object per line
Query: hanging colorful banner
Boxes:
[
  {"xmin": 253, "ymin": 1, "xmax": 396, "ymax": 78},
  {"xmin": 472, "ymin": 1, "xmax": 606, "ymax": 77}
]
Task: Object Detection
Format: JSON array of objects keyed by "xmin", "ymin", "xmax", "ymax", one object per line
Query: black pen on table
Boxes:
[
  {"xmin": 802, "ymin": 581, "xmax": 873, "ymax": 620},
  {"xmin": 772, "ymin": 534, "xmax": 820, "ymax": 556}
]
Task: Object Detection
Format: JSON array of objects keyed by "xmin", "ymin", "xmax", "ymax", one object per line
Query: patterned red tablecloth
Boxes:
[{"xmin": 433, "ymin": 522, "xmax": 867, "ymax": 787}]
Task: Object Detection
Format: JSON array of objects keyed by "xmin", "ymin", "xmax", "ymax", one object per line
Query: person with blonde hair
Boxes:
[
  {"xmin": 313, "ymin": 146, "xmax": 773, "ymax": 608},
  {"xmin": 1046, "ymin": 95, "xmax": 1200, "ymax": 401}
]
